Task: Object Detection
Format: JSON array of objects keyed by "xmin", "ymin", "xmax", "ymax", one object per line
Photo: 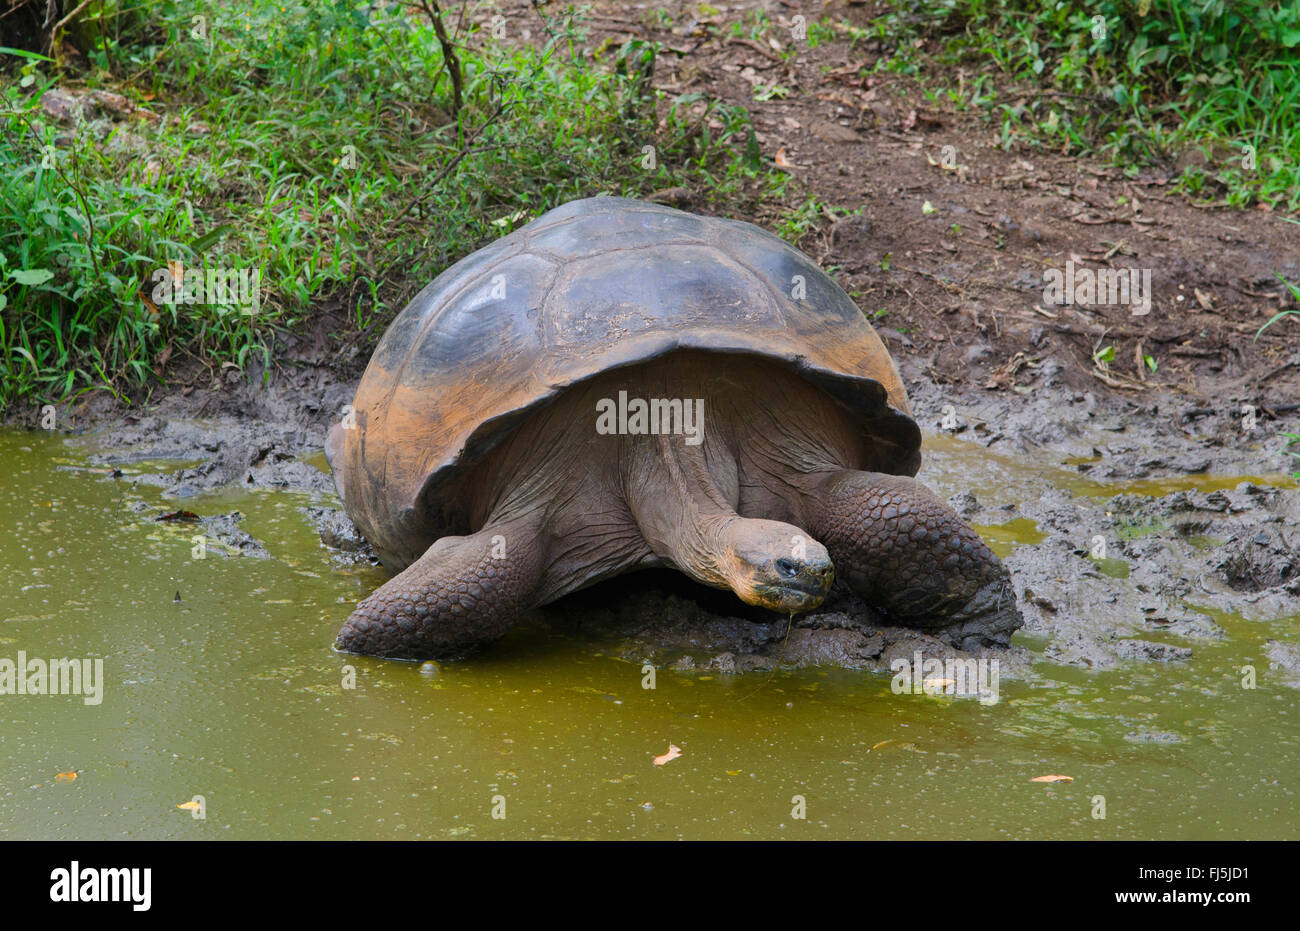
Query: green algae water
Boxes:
[
  {"xmin": 2, "ymin": 428, "xmax": 1297, "ymax": 839},
  {"xmin": 923, "ymin": 432, "xmax": 1299, "ymax": 506}
]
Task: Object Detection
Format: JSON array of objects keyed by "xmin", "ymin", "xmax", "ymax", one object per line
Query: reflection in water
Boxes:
[{"xmin": 0, "ymin": 430, "xmax": 1296, "ymax": 839}]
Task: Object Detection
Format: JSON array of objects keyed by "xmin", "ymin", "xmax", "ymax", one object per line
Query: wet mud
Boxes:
[{"xmin": 17, "ymin": 351, "xmax": 1295, "ymax": 682}]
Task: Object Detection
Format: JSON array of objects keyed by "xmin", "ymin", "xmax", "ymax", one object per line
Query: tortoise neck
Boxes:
[{"xmin": 624, "ymin": 429, "xmax": 740, "ymax": 590}]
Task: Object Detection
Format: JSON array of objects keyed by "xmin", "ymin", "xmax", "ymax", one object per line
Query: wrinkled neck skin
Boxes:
[
  {"xmin": 623, "ymin": 428, "xmax": 741, "ymax": 589},
  {"xmin": 462, "ymin": 352, "xmax": 859, "ymax": 603}
]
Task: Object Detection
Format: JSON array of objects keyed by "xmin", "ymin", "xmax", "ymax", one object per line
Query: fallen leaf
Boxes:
[
  {"xmin": 823, "ymin": 63, "xmax": 860, "ymax": 79},
  {"xmin": 915, "ymin": 109, "xmax": 944, "ymax": 129},
  {"xmin": 773, "ymin": 147, "xmax": 799, "ymax": 171},
  {"xmin": 491, "ymin": 209, "xmax": 526, "ymax": 228},
  {"xmin": 984, "ymin": 351, "xmax": 1029, "ymax": 390},
  {"xmin": 815, "ymin": 89, "xmax": 861, "ymax": 110},
  {"xmin": 809, "ymin": 119, "xmax": 860, "ymax": 144},
  {"xmin": 653, "ymin": 744, "xmax": 682, "ymax": 766},
  {"xmin": 646, "ymin": 187, "xmax": 694, "ymax": 208},
  {"xmin": 56, "ymin": 771, "xmax": 78, "ymax": 782},
  {"xmin": 1030, "ymin": 774, "xmax": 1074, "ymax": 783}
]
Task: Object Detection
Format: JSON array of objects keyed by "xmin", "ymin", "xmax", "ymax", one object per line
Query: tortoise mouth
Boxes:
[
  {"xmin": 747, "ymin": 584, "xmax": 829, "ymax": 614},
  {"xmin": 742, "ymin": 561, "xmax": 835, "ymax": 614}
]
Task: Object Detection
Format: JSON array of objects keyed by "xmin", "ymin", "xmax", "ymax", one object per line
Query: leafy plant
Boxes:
[
  {"xmin": 859, "ymin": 0, "xmax": 1300, "ymax": 209},
  {"xmin": 1255, "ymin": 274, "xmax": 1300, "ymax": 338},
  {"xmin": 1283, "ymin": 432, "xmax": 1300, "ymax": 480},
  {"xmin": 0, "ymin": 0, "xmax": 789, "ymax": 410}
]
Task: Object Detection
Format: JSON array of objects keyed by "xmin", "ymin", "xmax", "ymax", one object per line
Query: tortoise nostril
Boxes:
[{"xmin": 775, "ymin": 558, "xmax": 799, "ymax": 579}]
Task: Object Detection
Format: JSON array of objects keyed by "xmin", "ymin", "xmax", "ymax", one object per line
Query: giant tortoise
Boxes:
[{"xmin": 327, "ymin": 196, "xmax": 1022, "ymax": 658}]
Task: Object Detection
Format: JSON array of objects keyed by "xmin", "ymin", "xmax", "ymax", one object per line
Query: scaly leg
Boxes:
[
  {"xmin": 336, "ymin": 518, "xmax": 546, "ymax": 660},
  {"xmin": 798, "ymin": 470, "xmax": 1022, "ymax": 650}
]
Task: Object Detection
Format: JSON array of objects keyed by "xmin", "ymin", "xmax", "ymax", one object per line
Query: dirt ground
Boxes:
[
  {"xmin": 619, "ymin": 0, "xmax": 1300, "ymax": 405},
  {"xmin": 10, "ymin": 0, "xmax": 1299, "ymax": 683}
]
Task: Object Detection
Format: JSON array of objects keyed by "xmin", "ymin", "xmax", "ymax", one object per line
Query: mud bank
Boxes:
[{"xmin": 8, "ymin": 348, "xmax": 1294, "ymax": 683}]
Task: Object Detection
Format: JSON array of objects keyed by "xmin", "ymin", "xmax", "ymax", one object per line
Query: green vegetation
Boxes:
[
  {"xmin": 3, "ymin": 1, "xmax": 1295, "ymax": 411},
  {"xmin": 0, "ymin": 0, "xmax": 783, "ymax": 410},
  {"xmin": 1284, "ymin": 432, "xmax": 1300, "ymax": 480},
  {"xmin": 1256, "ymin": 274, "xmax": 1300, "ymax": 337},
  {"xmin": 834, "ymin": 0, "xmax": 1300, "ymax": 209}
]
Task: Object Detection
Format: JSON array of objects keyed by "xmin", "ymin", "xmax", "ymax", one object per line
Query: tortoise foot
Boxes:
[
  {"xmin": 336, "ymin": 526, "xmax": 543, "ymax": 660},
  {"xmin": 801, "ymin": 469, "xmax": 1023, "ymax": 647}
]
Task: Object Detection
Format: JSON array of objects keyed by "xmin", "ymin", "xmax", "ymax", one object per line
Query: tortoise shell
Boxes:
[{"xmin": 339, "ymin": 196, "xmax": 921, "ymax": 570}]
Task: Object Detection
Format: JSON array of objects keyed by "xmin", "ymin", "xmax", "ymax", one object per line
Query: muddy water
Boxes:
[
  {"xmin": 2, "ymin": 428, "xmax": 1297, "ymax": 839},
  {"xmin": 923, "ymin": 433, "xmax": 1298, "ymax": 507}
]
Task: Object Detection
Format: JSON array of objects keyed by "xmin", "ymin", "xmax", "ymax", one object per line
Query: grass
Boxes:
[
  {"xmin": 3, "ymin": 0, "xmax": 1296, "ymax": 410},
  {"xmin": 815, "ymin": 0, "xmax": 1300, "ymax": 210},
  {"xmin": 1284, "ymin": 432, "xmax": 1300, "ymax": 480},
  {"xmin": 0, "ymin": 0, "xmax": 786, "ymax": 411},
  {"xmin": 1255, "ymin": 274, "xmax": 1300, "ymax": 338}
]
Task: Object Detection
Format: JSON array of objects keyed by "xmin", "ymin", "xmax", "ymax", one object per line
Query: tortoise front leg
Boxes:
[
  {"xmin": 798, "ymin": 470, "xmax": 1022, "ymax": 650},
  {"xmin": 336, "ymin": 520, "xmax": 545, "ymax": 660}
]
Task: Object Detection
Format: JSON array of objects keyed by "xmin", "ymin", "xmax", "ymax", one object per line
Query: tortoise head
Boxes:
[{"xmin": 718, "ymin": 518, "xmax": 835, "ymax": 614}]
